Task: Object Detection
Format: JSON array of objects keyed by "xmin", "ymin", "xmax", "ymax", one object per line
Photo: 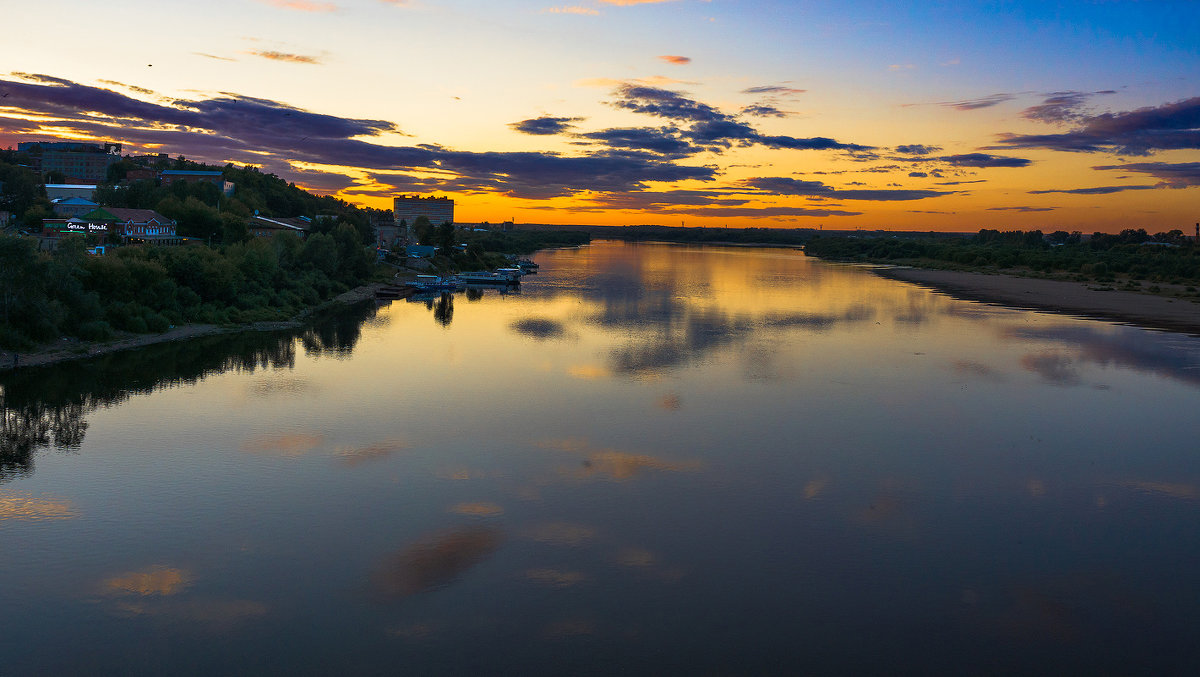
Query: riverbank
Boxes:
[
  {"xmin": 875, "ymin": 267, "xmax": 1200, "ymax": 334},
  {"xmin": 0, "ymin": 282, "xmax": 387, "ymax": 371}
]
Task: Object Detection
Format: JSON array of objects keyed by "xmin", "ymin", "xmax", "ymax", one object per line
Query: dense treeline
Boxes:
[
  {"xmin": 0, "ymin": 150, "xmax": 53, "ymax": 226},
  {"xmin": 521, "ymin": 224, "xmax": 814, "ymax": 246},
  {"xmin": 0, "ymin": 226, "xmax": 376, "ymax": 350},
  {"xmin": 805, "ymin": 228, "xmax": 1200, "ymax": 285},
  {"xmin": 463, "ymin": 229, "xmax": 591, "ymax": 254}
]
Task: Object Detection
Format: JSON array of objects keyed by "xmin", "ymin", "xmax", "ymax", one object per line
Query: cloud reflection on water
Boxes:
[
  {"xmin": 1006, "ymin": 324, "xmax": 1200, "ymax": 388},
  {"xmin": 537, "ymin": 438, "xmax": 704, "ymax": 481},
  {"xmin": 0, "ymin": 490, "xmax": 77, "ymax": 521},
  {"xmin": 370, "ymin": 525, "xmax": 504, "ymax": 599}
]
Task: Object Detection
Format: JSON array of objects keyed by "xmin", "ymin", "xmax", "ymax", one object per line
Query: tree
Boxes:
[
  {"xmin": 412, "ymin": 215, "xmax": 434, "ymax": 246},
  {"xmin": 436, "ymin": 221, "xmax": 456, "ymax": 256}
]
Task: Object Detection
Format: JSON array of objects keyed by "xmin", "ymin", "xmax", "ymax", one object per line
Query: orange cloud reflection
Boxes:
[
  {"xmin": 103, "ymin": 566, "xmax": 192, "ymax": 597},
  {"xmin": 0, "ymin": 491, "xmax": 77, "ymax": 521},
  {"xmin": 240, "ymin": 432, "xmax": 324, "ymax": 456},
  {"xmin": 538, "ymin": 437, "xmax": 704, "ymax": 480}
]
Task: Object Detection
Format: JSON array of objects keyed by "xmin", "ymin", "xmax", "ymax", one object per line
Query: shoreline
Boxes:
[
  {"xmin": 874, "ymin": 267, "xmax": 1200, "ymax": 335},
  {"xmin": 1, "ymin": 282, "xmax": 386, "ymax": 372}
]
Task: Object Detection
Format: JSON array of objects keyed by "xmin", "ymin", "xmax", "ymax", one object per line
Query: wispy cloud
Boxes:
[
  {"xmin": 97, "ymin": 80, "xmax": 156, "ymax": 96},
  {"xmin": 193, "ymin": 52, "xmax": 238, "ymax": 62},
  {"xmin": 245, "ymin": 50, "xmax": 324, "ymax": 64},
  {"xmin": 742, "ymin": 85, "xmax": 805, "ymax": 96},
  {"xmin": 258, "ymin": 0, "xmax": 337, "ymax": 11},
  {"xmin": 600, "ymin": 0, "xmax": 681, "ymax": 5},
  {"xmin": 912, "ymin": 93, "xmax": 1015, "ymax": 111},
  {"xmin": 544, "ymin": 5, "xmax": 600, "ymax": 14},
  {"xmin": 1022, "ymin": 90, "xmax": 1115, "ymax": 125},
  {"xmin": 987, "ymin": 206, "xmax": 1056, "ymax": 212},
  {"xmin": 658, "ymin": 55, "xmax": 691, "ymax": 65},
  {"xmin": 1028, "ymin": 185, "xmax": 1158, "ymax": 195}
]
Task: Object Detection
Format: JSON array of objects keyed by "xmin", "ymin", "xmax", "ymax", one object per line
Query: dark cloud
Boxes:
[
  {"xmin": 509, "ymin": 116, "xmax": 583, "ymax": 135},
  {"xmin": 987, "ymin": 206, "xmax": 1057, "ymax": 212},
  {"xmin": 894, "ymin": 144, "xmax": 941, "ymax": 155},
  {"xmin": 1021, "ymin": 90, "xmax": 1113, "ymax": 125},
  {"xmin": 940, "ymin": 153, "xmax": 1031, "ymax": 168},
  {"xmin": 1027, "ymin": 185, "xmax": 1158, "ymax": 195},
  {"xmin": 908, "ymin": 171, "xmax": 928, "ymax": 178},
  {"xmin": 1091, "ymin": 162, "xmax": 1200, "ymax": 188},
  {"xmin": 0, "ymin": 74, "xmax": 716, "ymax": 201},
  {"xmin": 609, "ymin": 83, "xmax": 725, "ymax": 123},
  {"xmin": 759, "ymin": 134, "xmax": 871, "ymax": 151},
  {"xmin": 246, "ymin": 50, "xmax": 324, "ymax": 64},
  {"xmin": 991, "ymin": 96, "xmax": 1200, "ymax": 155},
  {"xmin": 935, "ymin": 179, "xmax": 987, "ymax": 186},
  {"xmin": 741, "ymin": 85, "xmax": 806, "ymax": 96},
  {"xmin": 575, "ymin": 126, "xmax": 697, "ymax": 158},
  {"xmin": 608, "ymin": 83, "xmax": 871, "ymax": 152},
  {"xmin": 740, "ymin": 104, "xmax": 793, "ymax": 118},
  {"xmin": 743, "ymin": 176, "xmax": 953, "ymax": 201},
  {"xmin": 658, "ymin": 55, "xmax": 691, "ymax": 65}
]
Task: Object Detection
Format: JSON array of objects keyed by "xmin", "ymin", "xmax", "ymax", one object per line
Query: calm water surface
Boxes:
[{"xmin": 3, "ymin": 241, "xmax": 1200, "ymax": 675}]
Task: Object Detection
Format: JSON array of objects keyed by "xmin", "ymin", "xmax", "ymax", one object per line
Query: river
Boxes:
[{"xmin": 2, "ymin": 240, "xmax": 1199, "ymax": 675}]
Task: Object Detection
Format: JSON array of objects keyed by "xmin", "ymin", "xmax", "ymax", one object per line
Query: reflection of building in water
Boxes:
[{"xmin": 393, "ymin": 195, "xmax": 454, "ymax": 240}]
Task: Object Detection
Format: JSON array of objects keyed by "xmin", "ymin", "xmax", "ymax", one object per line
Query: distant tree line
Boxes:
[{"xmin": 805, "ymin": 228, "xmax": 1200, "ymax": 285}]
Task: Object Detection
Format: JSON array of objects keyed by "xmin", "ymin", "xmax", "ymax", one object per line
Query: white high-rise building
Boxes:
[{"xmin": 393, "ymin": 195, "xmax": 454, "ymax": 240}]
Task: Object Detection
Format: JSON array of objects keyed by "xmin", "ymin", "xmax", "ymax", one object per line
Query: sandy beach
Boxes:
[
  {"xmin": 0, "ymin": 283, "xmax": 386, "ymax": 371},
  {"xmin": 875, "ymin": 267, "xmax": 1200, "ymax": 334}
]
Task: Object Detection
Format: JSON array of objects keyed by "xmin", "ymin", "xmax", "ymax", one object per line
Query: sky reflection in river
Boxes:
[{"xmin": 2, "ymin": 241, "xmax": 1199, "ymax": 675}]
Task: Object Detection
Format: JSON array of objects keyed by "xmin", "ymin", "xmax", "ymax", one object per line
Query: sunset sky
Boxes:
[{"xmin": 1, "ymin": 0, "xmax": 1197, "ymax": 232}]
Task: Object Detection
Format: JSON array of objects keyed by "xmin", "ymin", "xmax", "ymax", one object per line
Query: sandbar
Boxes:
[{"xmin": 875, "ymin": 267, "xmax": 1200, "ymax": 335}]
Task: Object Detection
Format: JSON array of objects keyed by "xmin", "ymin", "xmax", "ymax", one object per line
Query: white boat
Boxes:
[
  {"xmin": 407, "ymin": 275, "xmax": 465, "ymax": 291},
  {"xmin": 455, "ymin": 270, "xmax": 521, "ymax": 285}
]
